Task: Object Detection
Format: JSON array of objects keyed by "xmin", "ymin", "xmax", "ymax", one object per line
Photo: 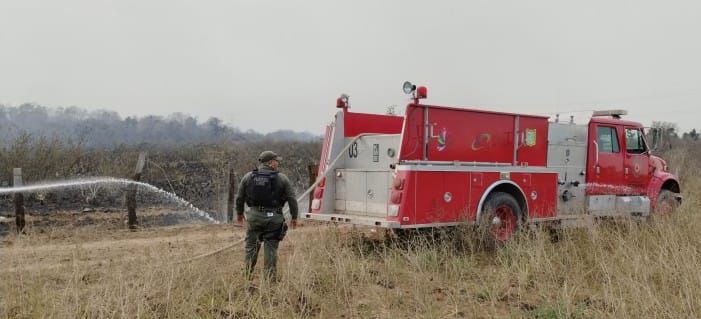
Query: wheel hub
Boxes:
[{"xmin": 491, "ymin": 204, "xmax": 516, "ymax": 241}]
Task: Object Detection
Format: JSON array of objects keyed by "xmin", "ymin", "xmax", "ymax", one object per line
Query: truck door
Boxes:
[
  {"xmin": 586, "ymin": 124, "xmax": 625, "ymax": 195},
  {"xmin": 622, "ymin": 127, "xmax": 650, "ymax": 194}
]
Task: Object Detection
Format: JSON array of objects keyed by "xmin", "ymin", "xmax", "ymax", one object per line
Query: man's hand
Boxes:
[
  {"xmin": 236, "ymin": 214, "xmax": 245, "ymax": 226},
  {"xmin": 290, "ymin": 219, "xmax": 298, "ymax": 230}
]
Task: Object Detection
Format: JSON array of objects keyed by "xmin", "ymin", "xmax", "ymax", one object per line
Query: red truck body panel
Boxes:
[
  {"xmin": 343, "ymin": 111, "xmax": 403, "ymax": 137},
  {"xmin": 307, "ymin": 95, "xmax": 680, "ymax": 230},
  {"xmin": 398, "ymin": 104, "xmax": 549, "ymax": 166},
  {"xmin": 585, "ymin": 117, "xmax": 652, "ymax": 195},
  {"xmin": 390, "ymin": 169, "xmax": 558, "ymax": 226}
]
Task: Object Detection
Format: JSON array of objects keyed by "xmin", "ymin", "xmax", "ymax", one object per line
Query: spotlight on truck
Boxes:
[
  {"xmin": 403, "ymin": 81, "xmax": 428, "ymax": 102},
  {"xmin": 403, "ymin": 81, "xmax": 416, "ymax": 94}
]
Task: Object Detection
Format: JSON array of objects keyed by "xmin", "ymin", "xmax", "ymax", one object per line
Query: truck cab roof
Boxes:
[{"xmin": 589, "ymin": 116, "xmax": 644, "ymax": 128}]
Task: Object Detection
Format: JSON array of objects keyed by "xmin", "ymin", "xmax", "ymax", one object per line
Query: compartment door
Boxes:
[
  {"xmin": 365, "ymin": 171, "xmax": 390, "ymax": 217},
  {"xmin": 335, "ymin": 169, "xmax": 390, "ymax": 217},
  {"xmin": 339, "ymin": 170, "xmax": 366, "ymax": 214}
]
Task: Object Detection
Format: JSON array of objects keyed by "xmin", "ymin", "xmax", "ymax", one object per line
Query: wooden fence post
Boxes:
[
  {"xmin": 126, "ymin": 152, "xmax": 147, "ymax": 229},
  {"xmin": 13, "ymin": 168, "xmax": 25, "ymax": 233},
  {"xmin": 307, "ymin": 164, "xmax": 319, "ymax": 213},
  {"xmin": 226, "ymin": 165, "xmax": 237, "ymax": 223}
]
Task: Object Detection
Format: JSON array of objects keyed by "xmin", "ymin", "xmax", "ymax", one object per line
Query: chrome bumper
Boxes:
[{"xmin": 303, "ymin": 213, "xmax": 400, "ymax": 228}]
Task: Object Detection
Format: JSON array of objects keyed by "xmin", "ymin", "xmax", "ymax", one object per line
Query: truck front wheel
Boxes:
[
  {"xmin": 655, "ymin": 189, "xmax": 680, "ymax": 215},
  {"xmin": 479, "ymin": 192, "xmax": 522, "ymax": 247}
]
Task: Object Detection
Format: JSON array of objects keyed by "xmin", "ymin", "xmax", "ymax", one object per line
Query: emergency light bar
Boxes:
[{"xmin": 592, "ymin": 110, "xmax": 628, "ymax": 119}]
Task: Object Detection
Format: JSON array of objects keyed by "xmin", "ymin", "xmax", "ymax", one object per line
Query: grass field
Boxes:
[{"xmin": 1, "ymin": 145, "xmax": 699, "ymax": 318}]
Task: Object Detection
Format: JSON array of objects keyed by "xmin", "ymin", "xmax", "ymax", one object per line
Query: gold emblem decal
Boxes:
[
  {"xmin": 471, "ymin": 133, "xmax": 492, "ymax": 151},
  {"xmin": 525, "ymin": 128, "xmax": 537, "ymax": 147}
]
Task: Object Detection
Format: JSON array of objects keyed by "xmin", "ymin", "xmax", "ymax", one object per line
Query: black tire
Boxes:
[
  {"xmin": 478, "ymin": 192, "xmax": 522, "ymax": 248},
  {"xmin": 655, "ymin": 189, "xmax": 680, "ymax": 215}
]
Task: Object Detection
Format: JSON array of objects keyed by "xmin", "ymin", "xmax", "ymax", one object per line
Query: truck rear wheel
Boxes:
[
  {"xmin": 655, "ymin": 189, "xmax": 680, "ymax": 215},
  {"xmin": 479, "ymin": 192, "xmax": 522, "ymax": 247}
]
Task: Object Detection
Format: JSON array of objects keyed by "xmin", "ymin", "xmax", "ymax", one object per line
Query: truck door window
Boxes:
[
  {"xmin": 597, "ymin": 126, "xmax": 620, "ymax": 153},
  {"xmin": 625, "ymin": 128, "xmax": 647, "ymax": 154}
]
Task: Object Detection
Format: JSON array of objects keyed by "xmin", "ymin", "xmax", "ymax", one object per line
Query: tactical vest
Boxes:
[{"xmin": 245, "ymin": 169, "xmax": 282, "ymax": 208}]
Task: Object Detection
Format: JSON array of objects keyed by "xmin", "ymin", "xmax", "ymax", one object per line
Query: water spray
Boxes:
[
  {"xmin": 0, "ymin": 177, "xmax": 219, "ymax": 224},
  {"xmin": 0, "ymin": 134, "xmax": 377, "ymax": 263}
]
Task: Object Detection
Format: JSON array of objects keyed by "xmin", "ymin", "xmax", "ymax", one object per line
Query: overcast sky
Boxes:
[{"xmin": 1, "ymin": 0, "xmax": 700, "ymax": 133}]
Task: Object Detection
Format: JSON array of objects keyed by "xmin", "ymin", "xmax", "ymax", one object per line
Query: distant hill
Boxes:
[{"xmin": 0, "ymin": 103, "xmax": 320, "ymax": 148}]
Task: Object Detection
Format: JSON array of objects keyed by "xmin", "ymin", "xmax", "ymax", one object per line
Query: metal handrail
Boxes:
[
  {"xmin": 399, "ymin": 160, "xmax": 513, "ymax": 167},
  {"xmin": 593, "ymin": 140, "xmax": 599, "ymax": 166}
]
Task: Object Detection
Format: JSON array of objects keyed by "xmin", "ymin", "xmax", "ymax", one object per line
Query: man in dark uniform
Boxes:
[{"xmin": 236, "ymin": 150, "xmax": 298, "ymax": 281}]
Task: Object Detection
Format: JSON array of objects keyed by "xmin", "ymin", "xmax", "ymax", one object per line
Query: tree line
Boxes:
[{"xmin": 0, "ymin": 103, "xmax": 319, "ymax": 148}]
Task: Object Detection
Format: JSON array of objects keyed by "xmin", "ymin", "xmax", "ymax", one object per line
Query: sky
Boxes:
[{"xmin": 1, "ymin": 0, "xmax": 700, "ymax": 133}]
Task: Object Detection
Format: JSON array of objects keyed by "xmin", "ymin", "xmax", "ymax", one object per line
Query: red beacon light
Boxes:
[
  {"xmin": 416, "ymin": 86, "xmax": 428, "ymax": 99},
  {"xmin": 402, "ymin": 81, "xmax": 428, "ymax": 103},
  {"xmin": 336, "ymin": 94, "xmax": 350, "ymax": 109}
]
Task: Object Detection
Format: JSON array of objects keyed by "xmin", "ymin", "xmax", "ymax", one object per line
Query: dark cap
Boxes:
[{"xmin": 258, "ymin": 150, "xmax": 282, "ymax": 163}]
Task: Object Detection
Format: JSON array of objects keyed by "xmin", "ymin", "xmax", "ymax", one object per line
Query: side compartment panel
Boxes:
[
  {"xmin": 517, "ymin": 116, "xmax": 550, "ymax": 166},
  {"xmin": 587, "ymin": 195, "xmax": 651, "ymax": 216},
  {"xmin": 412, "ymin": 172, "xmax": 444, "ymax": 225},
  {"xmin": 426, "ymin": 110, "xmax": 514, "ymax": 163},
  {"xmin": 400, "ymin": 168, "xmax": 557, "ymax": 225},
  {"xmin": 470, "ymin": 172, "xmax": 557, "ymax": 219},
  {"xmin": 469, "ymin": 172, "xmax": 495, "ymax": 221},
  {"xmin": 398, "ymin": 104, "xmax": 549, "ymax": 165},
  {"xmin": 516, "ymin": 172, "xmax": 558, "ymax": 218},
  {"xmin": 547, "ymin": 123, "xmax": 588, "ymax": 215},
  {"xmin": 334, "ymin": 169, "xmax": 391, "ymax": 217},
  {"xmin": 441, "ymin": 172, "xmax": 471, "ymax": 222},
  {"xmin": 411, "ymin": 171, "xmax": 470, "ymax": 224},
  {"xmin": 344, "ymin": 171, "xmax": 366, "ymax": 213}
]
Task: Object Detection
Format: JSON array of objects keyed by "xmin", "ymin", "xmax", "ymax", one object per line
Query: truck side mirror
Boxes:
[{"xmin": 649, "ymin": 128, "xmax": 661, "ymax": 151}]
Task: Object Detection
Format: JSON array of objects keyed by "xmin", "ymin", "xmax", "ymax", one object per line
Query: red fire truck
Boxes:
[{"xmin": 303, "ymin": 82, "xmax": 682, "ymax": 242}]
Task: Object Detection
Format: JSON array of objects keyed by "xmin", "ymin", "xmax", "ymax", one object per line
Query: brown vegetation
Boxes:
[
  {"xmin": 1, "ymin": 135, "xmax": 320, "ymax": 217},
  {"xmin": 0, "ymin": 137, "xmax": 699, "ymax": 318}
]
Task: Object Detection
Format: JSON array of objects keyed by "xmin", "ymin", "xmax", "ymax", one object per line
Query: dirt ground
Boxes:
[{"xmin": 0, "ymin": 209, "xmax": 246, "ymax": 273}]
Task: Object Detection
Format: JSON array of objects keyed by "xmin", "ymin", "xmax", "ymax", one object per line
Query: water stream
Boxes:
[{"xmin": 0, "ymin": 177, "xmax": 219, "ymax": 224}]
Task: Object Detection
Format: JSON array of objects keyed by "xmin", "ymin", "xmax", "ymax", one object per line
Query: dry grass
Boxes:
[
  {"xmin": 2, "ymin": 205, "xmax": 700, "ymax": 318},
  {"xmin": 1, "ymin": 143, "xmax": 700, "ymax": 319}
]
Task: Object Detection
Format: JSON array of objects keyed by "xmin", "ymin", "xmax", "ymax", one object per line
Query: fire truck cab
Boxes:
[{"xmin": 303, "ymin": 83, "xmax": 682, "ymax": 242}]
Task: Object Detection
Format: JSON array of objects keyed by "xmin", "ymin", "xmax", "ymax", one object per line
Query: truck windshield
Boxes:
[{"xmin": 625, "ymin": 128, "xmax": 647, "ymax": 154}]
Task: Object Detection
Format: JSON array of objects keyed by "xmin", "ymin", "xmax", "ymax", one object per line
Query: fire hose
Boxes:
[{"xmin": 176, "ymin": 133, "xmax": 380, "ymax": 264}]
